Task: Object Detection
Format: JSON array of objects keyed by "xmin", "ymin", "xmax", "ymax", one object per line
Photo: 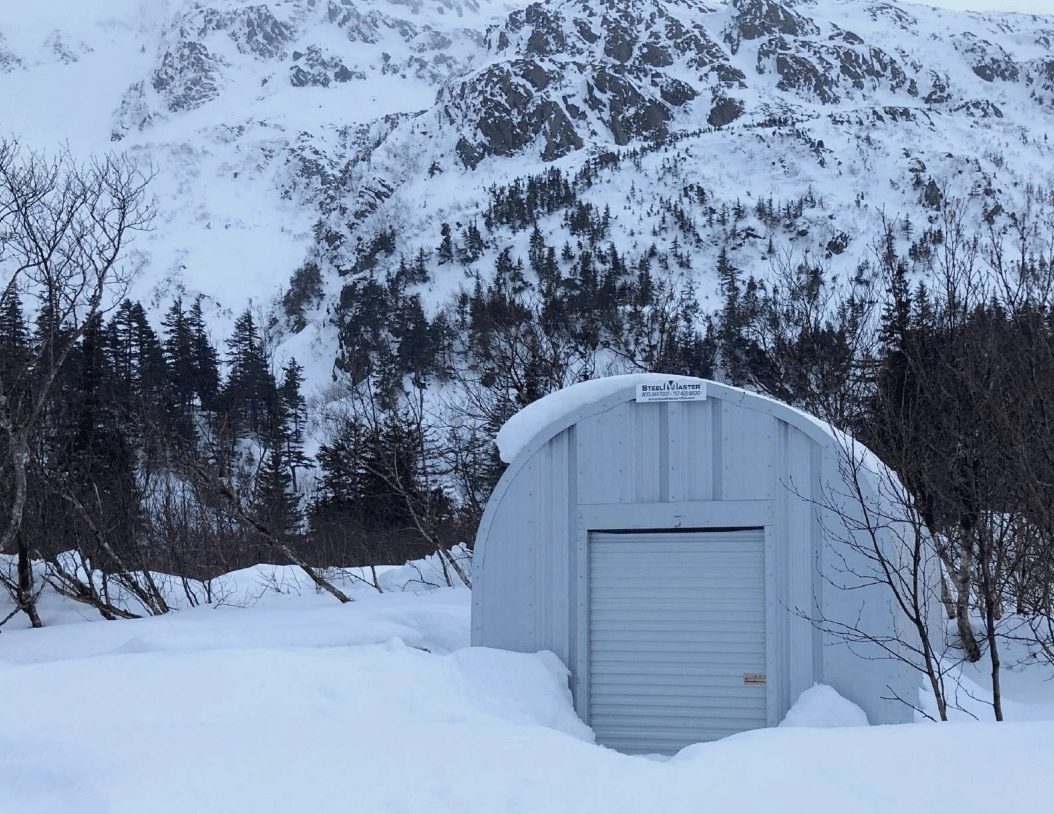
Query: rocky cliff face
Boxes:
[
  {"xmin": 103, "ymin": 0, "xmax": 1054, "ymax": 175},
  {"xmin": 3, "ymin": 0, "xmax": 1054, "ymax": 374},
  {"xmin": 443, "ymin": 0, "xmax": 739, "ymax": 166}
]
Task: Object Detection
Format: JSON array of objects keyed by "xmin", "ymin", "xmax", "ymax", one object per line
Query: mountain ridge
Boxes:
[{"xmin": 3, "ymin": 0, "xmax": 1054, "ymax": 389}]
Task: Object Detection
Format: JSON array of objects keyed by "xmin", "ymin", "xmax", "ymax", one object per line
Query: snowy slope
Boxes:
[{"xmin": 3, "ymin": 0, "xmax": 1054, "ymax": 384}]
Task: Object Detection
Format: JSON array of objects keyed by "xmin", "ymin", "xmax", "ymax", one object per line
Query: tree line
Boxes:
[{"xmin": 6, "ymin": 141, "xmax": 1054, "ymax": 724}]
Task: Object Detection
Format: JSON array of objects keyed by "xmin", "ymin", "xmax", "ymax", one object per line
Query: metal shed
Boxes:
[{"xmin": 472, "ymin": 375, "xmax": 928, "ymax": 754}]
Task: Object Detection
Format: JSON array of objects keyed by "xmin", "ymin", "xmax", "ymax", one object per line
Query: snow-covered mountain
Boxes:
[{"xmin": 3, "ymin": 0, "xmax": 1054, "ymax": 385}]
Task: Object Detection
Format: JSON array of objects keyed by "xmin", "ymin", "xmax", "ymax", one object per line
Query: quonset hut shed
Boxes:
[{"xmin": 472, "ymin": 375, "xmax": 928, "ymax": 754}]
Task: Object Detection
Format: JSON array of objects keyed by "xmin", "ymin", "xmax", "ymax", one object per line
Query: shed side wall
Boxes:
[
  {"xmin": 818, "ymin": 446, "xmax": 917, "ymax": 725},
  {"xmin": 473, "ymin": 429, "xmax": 575, "ymax": 666}
]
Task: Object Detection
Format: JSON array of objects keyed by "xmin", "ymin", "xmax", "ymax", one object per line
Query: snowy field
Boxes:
[{"xmin": 2, "ymin": 557, "xmax": 1054, "ymax": 814}]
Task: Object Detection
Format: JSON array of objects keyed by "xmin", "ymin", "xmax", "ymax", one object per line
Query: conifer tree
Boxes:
[
  {"xmin": 108, "ymin": 300, "xmax": 168, "ymax": 411},
  {"xmin": 252, "ymin": 437, "xmax": 301, "ymax": 542},
  {"xmin": 394, "ymin": 296, "xmax": 436, "ymax": 384},
  {"xmin": 312, "ymin": 429, "xmax": 360, "ymax": 523},
  {"xmin": 528, "ymin": 224, "xmax": 548, "ymax": 278},
  {"xmin": 278, "ymin": 358, "xmax": 311, "ymax": 489},
  {"xmin": 52, "ymin": 314, "xmax": 143, "ymax": 562},
  {"xmin": 411, "ymin": 248, "xmax": 430, "ymax": 283},
  {"xmin": 460, "ymin": 221, "xmax": 484, "ymax": 263},
  {"xmin": 162, "ymin": 297, "xmax": 196, "ymax": 411},
  {"xmin": 437, "ymin": 223, "xmax": 455, "ymax": 265},
  {"xmin": 0, "ymin": 290, "xmax": 30, "ymax": 388},
  {"xmin": 222, "ymin": 307, "xmax": 278, "ymax": 439},
  {"xmin": 716, "ymin": 247, "xmax": 754, "ymax": 384},
  {"xmin": 188, "ymin": 296, "xmax": 220, "ymax": 412}
]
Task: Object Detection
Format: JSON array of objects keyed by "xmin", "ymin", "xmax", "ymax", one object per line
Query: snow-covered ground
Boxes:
[{"xmin": 2, "ymin": 557, "xmax": 1054, "ymax": 814}]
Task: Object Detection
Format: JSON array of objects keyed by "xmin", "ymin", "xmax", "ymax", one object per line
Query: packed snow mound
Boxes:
[
  {"xmin": 779, "ymin": 684, "xmax": 870, "ymax": 728},
  {"xmin": 496, "ymin": 374, "xmax": 706, "ymax": 463},
  {"xmin": 451, "ymin": 648, "xmax": 595, "ymax": 741}
]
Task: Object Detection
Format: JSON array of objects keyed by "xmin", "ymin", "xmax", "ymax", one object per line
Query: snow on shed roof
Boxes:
[
  {"xmin": 496, "ymin": 374, "xmax": 701, "ymax": 463},
  {"xmin": 495, "ymin": 374, "xmax": 878, "ymax": 469}
]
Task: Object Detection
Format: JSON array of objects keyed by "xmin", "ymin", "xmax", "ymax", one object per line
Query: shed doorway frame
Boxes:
[{"xmin": 573, "ymin": 499, "xmax": 780, "ymax": 738}]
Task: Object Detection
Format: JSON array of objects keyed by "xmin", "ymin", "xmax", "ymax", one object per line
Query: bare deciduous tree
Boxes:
[
  {"xmin": 862, "ymin": 195, "xmax": 1054, "ymax": 720},
  {"xmin": 804, "ymin": 435, "xmax": 957, "ymax": 721},
  {"xmin": 0, "ymin": 142, "xmax": 154, "ymax": 628}
]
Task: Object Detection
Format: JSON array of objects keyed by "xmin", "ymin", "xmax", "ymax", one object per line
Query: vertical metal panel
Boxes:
[
  {"xmin": 775, "ymin": 421, "xmax": 821, "ymax": 713},
  {"xmin": 667, "ymin": 400, "xmax": 715, "ymax": 502},
  {"xmin": 628, "ymin": 401, "xmax": 665, "ymax": 504},
  {"xmin": 712, "ymin": 399, "xmax": 724, "ymax": 499},
  {"xmin": 588, "ymin": 529, "xmax": 768, "ymax": 754},
  {"xmin": 574, "ymin": 516, "xmax": 590, "ymax": 716},
  {"xmin": 565, "ymin": 425, "xmax": 580, "ymax": 699},
  {"xmin": 477, "ymin": 458, "xmax": 536, "ymax": 651},
  {"xmin": 764, "ymin": 517, "xmax": 779, "ymax": 726},
  {"xmin": 476, "ymin": 429, "xmax": 574, "ymax": 665},
  {"xmin": 721, "ymin": 401, "xmax": 777, "ymax": 500},
  {"xmin": 811, "ymin": 441, "xmax": 825, "ymax": 682},
  {"xmin": 576, "ymin": 402, "xmax": 629, "ymax": 504},
  {"xmin": 533, "ymin": 428, "xmax": 573, "ymax": 662},
  {"xmin": 577, "ymin": 402, "xmax": 667, "ymax": 504},
  {"xmin": 772, "ymin": 424, "xmax": 792, "ymax": 717}
]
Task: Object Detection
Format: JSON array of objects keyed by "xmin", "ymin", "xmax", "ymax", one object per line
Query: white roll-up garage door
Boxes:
[{"xmin": 588, "ymin": 528, "xmax": 768, "ymax": 754}]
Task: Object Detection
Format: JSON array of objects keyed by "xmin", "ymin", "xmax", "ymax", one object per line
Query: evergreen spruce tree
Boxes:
[
  {"xmin": 188, "ymin": 296, "xmax": 220, "ymax": 412},
  {"xmin": 336, "ymin": 275, "xmax": 393, "ymax": 384},
  {"xmin": 0, "ymin": 290, "xmax": 30, "ymax": 389},
  {"xmin": 394, "ymin": 296, "xmax": 436, "ymax": 384},
  {"xmin": 56, "ymin": 314, "xmax": 142, "ymax": 558},
  {"xmin": 528, "ymin": 224, "xmax": 548, "ymax": 278},
  {"xmin": 222, "ymin": 307, "xmax": 279, "ymax": 439},
  {"xmin": 493, "ymin": 247, "xmax": 516, "ymax": 289},
  {"xmin": 411, "ymin": 248, "xmax": 430, "ymax": 283},
  {"xmin": 278, "ymin": 358, "xmax": 311, "ymax": 489},
  {"xmin": 311, "ymin": 429, "xmax": 360, "ymax": 524},
  {"xmin": 162, "ymin": 297, "xmax": 196, "ymax": 411},
  {"xmin": 716, "ymin": 247, "xmax": 752, "ymax": 384},
  {"xmin": 437, "ymin": 223, "xmax": 455, "ymax": 265},
  {"xmin": 252, "ymin": 437, "xmax": 301, "ymax": 541},
  {"xmin": 108, "ymin": 300, "xmax": 168, "ymax": 412},
  {"xmin": 461, "ymin": 220, "xmax": 484, "ymax": 263}
]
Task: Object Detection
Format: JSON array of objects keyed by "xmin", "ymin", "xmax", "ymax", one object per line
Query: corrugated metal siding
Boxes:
[
  {"xmin": 576, "ymin": 402, "xmax": 666, "ymax": 505},
  {"xmin": 473, "ymin": 430, "xmax": 576, "ymax": 665},
  {"xmin": 774, "ymin": 421, "xmax": 822, "ymax": 714},
  {"xmin": 588, "ymin": 529, "xmax": 767, "ymax": 754},
  {"xmin": 721, "ymin": 401, "xmax": 777, "ymax": 500},
  {"xmin": 667, "ymin": 400, "xmax": 716, "ymax": 502}
]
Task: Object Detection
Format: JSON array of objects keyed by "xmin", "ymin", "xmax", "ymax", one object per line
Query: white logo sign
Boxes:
[{"xmin": 635, "ymin": 380, "xmax": 707, "ymax": 402}]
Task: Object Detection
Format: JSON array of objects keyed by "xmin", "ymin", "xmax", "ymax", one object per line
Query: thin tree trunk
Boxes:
[
  {"xmin": 986, "ymin": 607, "xmax": 1003, "ymax": 721},
  {"xmin": 58, "ymin": 488, "xmax": 170, "ymax": 617},
  {"xmin": 954, "ymin": 552, "xmax": 981, "ymax": 662},
  {"xmin": 45, "ymin": 557, "xmax": 140, "ymax": 621},
  {"xmin": 437, "ymin": 543, "xmax": 471, "ymax": 588},
  {"xmin": 16, "ymin": 535, "xmax": 42, "ymax": 628},
  {"xmin": 979, "ymin": 548, "xmax": 1004, "ymax": 721},
  {"xmin": 940, "ymin": 570, "xmax": 956, "ymax": 619},
  {"xmin": 0, "ymin": 432, "xmax": 43, "ymax": 627},
  {"xmin": 275, "ymin": 542, "xmax": 352, "ymax": 604}
]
